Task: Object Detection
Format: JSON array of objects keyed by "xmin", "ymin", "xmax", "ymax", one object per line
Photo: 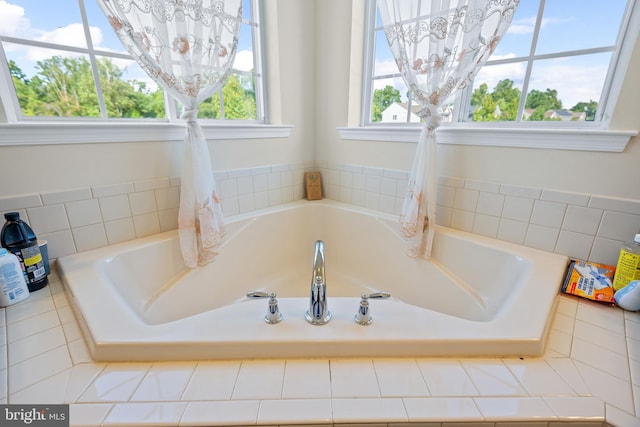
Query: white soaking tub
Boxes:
[{"xmin": 58, "ymin": 200, "xmax": 569, "ymax": 361}]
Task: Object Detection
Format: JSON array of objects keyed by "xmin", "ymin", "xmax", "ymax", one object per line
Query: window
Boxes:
[
  {"xmin": 363, "ymin": 0, "xmax": 637, "ymax": 128},
  {"xmin": 0, "ymin": 0, "xmax": 265, "ymax": 123}
]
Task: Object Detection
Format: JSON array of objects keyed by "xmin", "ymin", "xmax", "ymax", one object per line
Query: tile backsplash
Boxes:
[
  {"xmin": 319, "ymin": 162, "xmax": 640, "ymax": 266},
  {"xmin": 1, "ymin": 160, "xmax": 639, "ymax": 266},
  {"xmin": 0, "ymin": 163, "xmax": 312, "ymax": 261}
]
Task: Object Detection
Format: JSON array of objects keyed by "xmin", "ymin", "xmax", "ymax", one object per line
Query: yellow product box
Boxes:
[{"xmin": 561, "ymin": 260, "xmax": 616, "ymax": 303}]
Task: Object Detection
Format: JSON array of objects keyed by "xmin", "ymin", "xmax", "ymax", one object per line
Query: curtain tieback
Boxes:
[
  {"xmin": 427, "ymin": 113, "xmax": 442, "ymax": 130},
  {"xmin": 417, "ymin": 106, "xmax": 442, "ymax": 130},
  {"xmin": 181, "ymin": 108, "xmax": 199, "ymax": 123}
]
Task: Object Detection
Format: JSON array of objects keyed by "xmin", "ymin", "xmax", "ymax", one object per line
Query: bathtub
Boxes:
[{"xmin": 58, "ymin": 200, "xmax": 569, "ymax": 361}]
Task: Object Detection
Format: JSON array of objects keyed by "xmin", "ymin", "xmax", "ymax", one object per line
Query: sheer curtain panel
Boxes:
[
  {"xmin": 98, "ymin": 0, "xmax": 243, "ymax": 267},
  {"xmin": 378, "ymin": 0, "xmax": 518, "ymax": 258}
]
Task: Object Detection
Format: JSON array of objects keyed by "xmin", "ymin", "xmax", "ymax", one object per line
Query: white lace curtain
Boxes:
[
  {"xmin": 378, "ymin": 0, "xmax": 518, "ymax": 258},
  {"xmin": 98, "ymin": 0, "xmax": 242, "ymax": 267}
]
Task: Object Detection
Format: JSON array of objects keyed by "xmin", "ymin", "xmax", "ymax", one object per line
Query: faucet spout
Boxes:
[{"xmin": 305, "ymin": 240, "xmax": 331, "ymax": 325}]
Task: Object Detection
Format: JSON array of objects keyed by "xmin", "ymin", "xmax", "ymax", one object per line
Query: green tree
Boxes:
[
  {"xmin": 99, "ymin": 59, "xmax": 165, "ymax": 119},
  {"xmin": 99, "ymin": 58, "xmax": 138, "ymax": 118},
  {"xmin": 525, "ymin": 88, "xmax": 562, "ymax": 121},
  {"xmin": 9, "ymin": 60, "xmax": 41, "ymax": 116},
  {"xmin": 571, "ymin": 100, "xmax": 598, "ymax": 121},
  {"xmin": 223, "ymin": 74, "xmax": 256, "ymax": 119},
  {"xmin": 198, "ymin": 74, "xmax": 256, "ymax": 120},
  {"xmin": 33, "ymin": 56, "xmax": 101, "ymax": 117},
  {"xmin": 118, "ymin": 79, "xmax": 165, "ymax": 118},
  {"xmin": 471, "ymin": 79, "xmax": 520, "ymax": 121},
  {"xmin": 528, "ymin": 106, "xmax": 549, "ymax": 121},
  {"xmin": 199, "ymin": 92, "xmax": 221, "ymax": 119},
  {"xmin": 9, "ymin": 56, "xmax": 262, "ymax": 121},
  {"xmin": 10, "ymin": 56, "xmax": 167, "ymax": 119},
  {"xmin": 471, "ymin": 83, "xmax": 498, "ymax": 121},
  {"xmin": 470, "ymin": 82, "xmax": 489, "ymax": 108},
  {"xmin": 371, "ymin": 85, "xmax": 401, "ymax": 122},
  {"xmin": 492, "ymin": 79, "xmax": 520, "ymax": 121}
]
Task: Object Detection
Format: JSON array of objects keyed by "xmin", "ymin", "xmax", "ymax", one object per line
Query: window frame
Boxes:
[
  {"xmin": 339, "ymin": 0, "xmax": 639, "ymax": 152},
  {"xmin": 0, "ymin": 0, "xmax": 292, "ymax": 146}
]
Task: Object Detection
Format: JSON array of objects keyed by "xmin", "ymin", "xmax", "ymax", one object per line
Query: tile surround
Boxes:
[
  {"xmin": 0, "ymin": 163, "xmax": 312, "ymax": 262},
  {"xmin": 1, "ymin": 271, "xmax": 639, "ymax": 425},
  {"xmin": 1, "ymin": 162, "xmax": 640, "ymax": 425}
]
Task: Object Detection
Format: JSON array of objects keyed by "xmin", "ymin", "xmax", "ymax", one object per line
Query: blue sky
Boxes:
[
  {"xmin": 374, "ymin": 0, "xmax": 629, "ymax": 109},
  {"xmin": 0, "ymin": 0, "xmax": 255, "ymax": 90},
  {"xmin": 495, "ymin": 0, "xmax": 626, "ymax": 57},
  {"xmin": 0, "ymin": 0, "xmax": 630, "ymax": 109}
]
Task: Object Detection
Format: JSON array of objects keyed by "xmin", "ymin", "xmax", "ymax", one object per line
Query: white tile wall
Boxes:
[
  {"xmin": 319, "ymin": 163, "xmax": 640, "ymax": 266},
  {"xmin": 531, "ymin": 200, "xmax": 567, "ymax": 228},
  {"xmin": 282, "ymin": 359, "xmax": 331, "ymax": 399},
  {"xmin": 1, "ymin": 161, "xmax": 639, "ymax": 425},
  {"xmin": 0, "ymin": 163, "xmax": 312, "ymax": 262},
  {"xmin": 99, "ymin": 195, "xmax": 132, "ymax": 222}
]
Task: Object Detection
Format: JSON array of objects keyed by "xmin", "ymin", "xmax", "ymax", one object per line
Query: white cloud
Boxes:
[
  {"xmin": 506, "ymin": 15, "xmax": 573, "ymax": 36},
  {"xmin": 374, "ymin": 59, "xmax": 399, "ymax": 77},
  {"xmin": 0, "ymin": 0, "xmax": 106, "ymax": 67},
  {"xmin": 506, "ymin": 16, "xmax": 536, "ymax": 35},
  {"xmin": 372, "ymin": 59, "xmax": 407, "ymax": 101},
  {"xmin": 9, "ymin": 23, "xmax": 105, "ymax": 63},
  {"xmin": 474, "ymin": 54, "xmax": 526, "ymax": 90},
  {"xmin": 0, "ymin": 0, "xmax": 29, "ymax": 36},
  {"xmin": 36, "ymin": 23, "xmax": 103, "ymax": 49},
  {"xmin": 476, "ymin": 53, "xmax": 606, "ymax": 107},
  {"xmin": 375, "ymin": 50, "xmax": 604, "ymax": 109},
  {"xmin": 233, "ymin": 49, "xmax": 253, "ymax": 72},
  {"xmin": 528, "ymin": 61, "xmax": 607, "ymax": 108}
]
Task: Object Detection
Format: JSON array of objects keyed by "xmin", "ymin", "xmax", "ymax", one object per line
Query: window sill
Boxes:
[
  {"xmin": 337, "ymin": 126, "xmax": 637, "ymax": 152},
  {"xmin": 0, "ymin": 122, "xmax": 293, "ymax": 146}
]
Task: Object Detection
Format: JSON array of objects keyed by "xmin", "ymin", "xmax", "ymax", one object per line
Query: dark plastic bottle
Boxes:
[{"xmin": 1, "ymin": 212, "xmax": 48, "ymax": 292}]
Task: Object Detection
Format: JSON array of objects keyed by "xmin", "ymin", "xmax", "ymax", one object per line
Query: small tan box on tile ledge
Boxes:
[{"xmin": 304, "ymin": 171, "xmax": 323, "ymax": 200}]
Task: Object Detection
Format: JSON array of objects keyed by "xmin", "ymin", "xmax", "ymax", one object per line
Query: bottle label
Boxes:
[
  {"xmin": 10, "ymin": 245, "xmax": 46, "ymax": 284},
  {"xmin": 613, "ymin": 249, "xmax": 640, "ymax": 291},
  {"xmin": 0, "ymin": 260, "xmax": 28, "ymax": 304},
  {"xmin": 24, "ymin": 250, "xmax": 43, "ymax": 267}
]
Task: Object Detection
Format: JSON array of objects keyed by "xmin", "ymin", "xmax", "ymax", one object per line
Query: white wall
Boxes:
[
  {"xmin": 1, "ymin": 0, "xmax": 638, "ymax": 201},
  {"xmin": 315, "ymin": 0, "xmax": 640, "ymax": 201}
]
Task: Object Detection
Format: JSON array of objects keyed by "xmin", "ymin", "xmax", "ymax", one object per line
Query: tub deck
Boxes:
[
  {"xmin": 3, "ymin": 270, "xmax": 637, "ymax": 426},
  {"xmin": 57, "ymin": 200, "xmax": 569, "ymax": 361}
]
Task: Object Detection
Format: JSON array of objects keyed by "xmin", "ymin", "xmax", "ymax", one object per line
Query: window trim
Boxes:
[
  {"xmin": 351, "ymin": 0, "xmax": 639, "ymax": 152},
  {"xmin": 337, "ymin": 125, "xmax": 636, "ymax": 152},
  {"xmin": 0, "ymin": 121, "xmax": 292, "ymax": 146},
  {"xmin": 0, "ymin": 0, "xmax": 289, "ymax": 144}
]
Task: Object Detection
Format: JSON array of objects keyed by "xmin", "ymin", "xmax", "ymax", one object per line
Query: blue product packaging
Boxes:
[{"xmin": 614, "ymin": 280, "xmax": 640, "ymax": 311}]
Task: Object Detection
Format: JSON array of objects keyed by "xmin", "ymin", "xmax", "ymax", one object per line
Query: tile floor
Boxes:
[{"xmin": 1, "ymin": 268, "xmax": 639, "ymax": 427}]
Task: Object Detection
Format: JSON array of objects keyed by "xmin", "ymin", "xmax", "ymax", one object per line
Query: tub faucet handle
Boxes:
[
  {"xmin": 246, "ymin": 291, "xmax": 283, "ymax": 324},
  {"xmin": 354, "ymin": 291, "xmax": 391, "ymax": 325}
]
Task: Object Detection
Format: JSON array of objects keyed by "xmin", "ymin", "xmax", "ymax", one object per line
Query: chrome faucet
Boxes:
[
  {"xmin": 305, "ymin": 240, "xmax": 331, "ymax": 325},
  {"xmin": 246, "ymin": 291, "xmax": 283, "ymax": 324},
  {"xmin": 354, "ymin": 291, "xmax": 391, "ymax": 325}
]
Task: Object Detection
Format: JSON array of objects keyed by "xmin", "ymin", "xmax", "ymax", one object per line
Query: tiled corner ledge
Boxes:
[{"xmin": 0, "ymin": 269, "xmax": 638, "ymax": 426}]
